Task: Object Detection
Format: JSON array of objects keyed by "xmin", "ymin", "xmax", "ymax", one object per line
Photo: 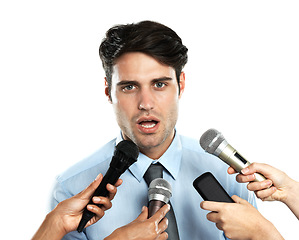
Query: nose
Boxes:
[{"xmin": 138, "ymin": 88, "xmax": 155, "ymax": 111}]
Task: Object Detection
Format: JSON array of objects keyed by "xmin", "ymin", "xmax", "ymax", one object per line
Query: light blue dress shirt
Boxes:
[{"xmin": 50, "ymin": 132, "xmax": 257, "ymax": 239}]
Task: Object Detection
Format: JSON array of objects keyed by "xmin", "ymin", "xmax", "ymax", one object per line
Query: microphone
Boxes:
[
  {"xmin": 77, "ymin": 140, "xmax": 139, "ymax": 232},
  {"xmin": 148, "ymin": 178, "xmax": 172, "ymax": 218},
  {"xmin": 200, "ymin": 128, "xmax": 266, "ymax": 182}
]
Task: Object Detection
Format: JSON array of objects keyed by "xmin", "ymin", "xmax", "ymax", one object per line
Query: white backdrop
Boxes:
[{"xmin": 1, "ymin": 0, "xmax": 298, "ymax": 239}]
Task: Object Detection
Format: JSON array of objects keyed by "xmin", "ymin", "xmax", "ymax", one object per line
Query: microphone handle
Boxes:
[
  {"xmin": 148, "ymin": 200, "xmax": 165, "ymax": 218},
  {"xmin": 77, "ymin": 167, "xmax": 121, "ymax": 232},
  {"xmin": 219, "ymin": 144, "xmax": 266, "ymax": 182}
]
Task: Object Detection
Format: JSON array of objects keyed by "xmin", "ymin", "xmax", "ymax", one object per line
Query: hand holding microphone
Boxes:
[
  {"xmin": 200, "ymin": 128, "xmax": 266, "ymax": 182},
  {"xmin": 104, "ymin": 205, "xmax": 170, "ymax": 240},
  {"xmin": 32, "ymin": 174, "xmax": 121, "ymax": 240},
  {"xmin": 229, "ymin": 162, "xmax": 299, "ymax": 219},
  {"xmin": 77, "ymin": 140, "xmax": 139, "ymax": 232}
]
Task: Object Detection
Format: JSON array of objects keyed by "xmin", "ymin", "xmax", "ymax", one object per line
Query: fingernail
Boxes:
[
  {"xmin": 266, "ymin": 180, "xmax": 272, "ymax": 186},
  {"xmin": 95, "ymin": 173, "xmax": 102, "ymax": 181},
  {"xmin": 263, "ymin": 180, "xmax": 272, "ymax": 187},
  {"xmin": 141, "ymin": 206, "xmax": 146, "ymax": 211},
  {"xmin": 87, "ymin": 205, "xmax": 94, "ymax": 211},
  {"xmin": 93, "ymin": 196, "xmax": 102, "ymax": 202},
  {"xmin": 241, "ymin": 168, "xmax": 249, "ymax": 174}
]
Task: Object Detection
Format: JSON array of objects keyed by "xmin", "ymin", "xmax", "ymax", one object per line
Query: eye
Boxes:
[
  {"xmin": 154, "ymin": 82, "xmax": 166, "ymax": 88},
  {"xmin": 122, "ymin": 85, "xmax": 136, "ymax": 92}
]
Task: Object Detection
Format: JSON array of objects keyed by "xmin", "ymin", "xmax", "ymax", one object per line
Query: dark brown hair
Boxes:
[{"xmin": 99, "ymin": 20, "xmax": 188, "ymax": 96}]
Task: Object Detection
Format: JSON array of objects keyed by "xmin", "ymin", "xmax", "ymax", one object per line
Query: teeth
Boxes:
[
  {"xmin": 141, "ymin": 122, "xmax": 156, "ymax": 128},
  {"xmin": 140, "ymin": 120, "xmax": 157, "ymax": 128}
]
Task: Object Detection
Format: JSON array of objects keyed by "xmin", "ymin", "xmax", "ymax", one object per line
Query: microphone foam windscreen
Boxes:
[
  {"xmin": 116, "ymin": 140, "xmax": 139, "ymax": 160},
  {"xmin": 200, "ymin": 128, "xmax": 225, "ymax": 154},
  {"xmin": 148, "ymin": 178, "xmax": 172, "ymax": 202}
]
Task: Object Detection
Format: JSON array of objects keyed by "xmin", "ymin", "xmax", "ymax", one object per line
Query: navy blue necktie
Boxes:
[{"xmin": 144, "ymin": 163, "xmax": 180, "ymax": 240}]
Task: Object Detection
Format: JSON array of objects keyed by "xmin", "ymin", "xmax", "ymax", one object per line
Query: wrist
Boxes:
[
  {"xmin": 48, "ymin": 211, "xmax": 68, "ymax": 237},
  {"xmin": 252, "ymin": 220, "xmax": 284, "ymax": 240},
  {"xmin": 32, "ymin": 211, "xmax": 66, "ymax": 240},
  {"xmin": 283, "ymin": 179, "xmax": 299, "ymax": 204},
  {"xmin": 104, "ymin": 226, "xmax": 128, "ymax": 240},
  {"xmin": 282, "ymin": 179, "xmax": 299, "ymax": 219}
]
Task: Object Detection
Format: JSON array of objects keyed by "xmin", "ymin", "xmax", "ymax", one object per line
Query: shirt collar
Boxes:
[{"xmin": 116, "ymin": 131, "xmax": 182, "ymax": 182}]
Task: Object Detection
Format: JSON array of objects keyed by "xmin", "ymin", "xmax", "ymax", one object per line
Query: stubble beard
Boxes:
[{"xmin": 117, "ymin": 108, "xmax": 178, "ymax": 158}]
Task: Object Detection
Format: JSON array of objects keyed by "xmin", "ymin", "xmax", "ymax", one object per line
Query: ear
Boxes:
[
  {"xmin": 178, "ymin": 72, "xmax": 186, "ymax": 98},
  {"xmin": 104, "ymin": 77, "xmax": 112, "ymax": 103}
]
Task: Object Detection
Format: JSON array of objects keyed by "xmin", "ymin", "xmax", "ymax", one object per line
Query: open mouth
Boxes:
[
  {"xmin": 139, "ymin": 120, "xmax": 158, "ymax": 129},
  {"xmin": 136, "ymin": 116, "xmax": 160, "ymax": 132}
]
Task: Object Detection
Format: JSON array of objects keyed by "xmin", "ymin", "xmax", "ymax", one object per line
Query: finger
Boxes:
[
  {"xmin": 92, "ymin": 196, "xmax": 112, "ymax": 211},
  {"xmin": 236, "ymin": 173, "xmax": 256, "ymax": 183},
  {"xmin": 106, "ymin": 179, "xmax": 122, "ymax": 200},
  {"xmin": 241, "ymin": 162, "xmax": 273, "ymax": 177},
  {"xmin": 87, "ymin": 204, "xmax": 105, "ymax": 219},
  {"xmin": 78, "ymin": 174, "xmax": 103, "ymax": 200},
  {"xmin": 150, "ymin": 204, "xmax": 170, "ymax": 223},
  {"xmin": 114, "ymin": 179, "xmax": 123, "ymax": 187},
  {"xmin": 206, "ymin": 211, "xmax": 219, "ymax": 223},
  {"xmin": 157, "ymin": 217, "xmax": 168, "ymax": 234},
  {"xmin": 134, "ymin": 206, "xmax": 149, "ymax": 222},
  {"xmin": 231, "ymin": 195, "xmax": 249, "ymax": 205},
  {"xmin": 200, "ymin": 201, "xmax": 223, "ymax": 212},
  {"xmin": 255, "ymin": 186, "xmax": 277, "ymax": 200},
  {"xmin": 157, "ymin": 232, "xmax": 168, "ymax": 240},
  {"xmin": 227, "ymin": 166, "xmax": 237, "ymax": 175},
  {"xmin": 106, "ymin": 184, "xmax": 117, "ymax": 200},
  {"xmin": 215, "ymin": 222, "xmax": 224, "ymax": 231},
  {"xmin": 247, "ymin": 179, "xmax": 273, "ymax": 191}
]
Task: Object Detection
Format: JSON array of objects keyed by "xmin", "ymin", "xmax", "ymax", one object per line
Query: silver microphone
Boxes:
[
  {"xmin": 148, "ymin": 178, "xmax": 172, "ymax": 218},
  {"xmin": 200, "ymin": 128, "xmax": 266, "ymax": 182}
]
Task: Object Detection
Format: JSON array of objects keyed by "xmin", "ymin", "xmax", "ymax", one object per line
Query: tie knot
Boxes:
[{"xmin": 144, "ymin": 163, "xmax": 163, "ymax": 186}]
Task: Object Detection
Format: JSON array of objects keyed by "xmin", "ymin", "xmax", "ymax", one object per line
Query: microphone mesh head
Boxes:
[
  {"xmin": 115, "ymin": 140, "xmax": 139, "ymax": 160},
  {"xmin": 200, "ymin": 128, "xmax": 225, "ymax": 154},
  {"xmin": 148, "ymin": 178, "xmax": 172, "ymax": 202}
]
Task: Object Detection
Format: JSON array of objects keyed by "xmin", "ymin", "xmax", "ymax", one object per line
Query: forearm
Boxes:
[
  {"xmin": 32, "ymin": 212, "xmax": 66, "ymax": 240},
  {"xmin": 252, "ymin": 219, "xmax": 284, "ymax": 240},
  {"xmin": 103, "ymin": 227, "xmax": 127, "ymax": 240},
  {"xmin": 283, "ymin": 179, "xmax": 299, "ymax": 219}
]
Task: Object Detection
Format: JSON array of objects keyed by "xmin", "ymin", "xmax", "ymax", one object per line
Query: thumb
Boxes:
[
  {"xmin": 241, "ymin": 162, "xmax": 274, "ymax": 177},
  {"xmin": 78, "ymin": 173, "xmax": 103, "ymax": 200},
  {"xmin": 231, "ymin": 195, "xmax": 250, "ymax": 205}
]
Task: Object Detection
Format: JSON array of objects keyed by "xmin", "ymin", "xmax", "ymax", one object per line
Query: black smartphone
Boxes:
[{"xmin": 193, "ymin": 172, "xmax": 234, "ymax": 203}]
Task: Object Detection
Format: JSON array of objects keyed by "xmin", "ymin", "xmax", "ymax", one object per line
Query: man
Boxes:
[{"xmin": 51, "ymin": 20, "xmax": 256, "ymax": 239}]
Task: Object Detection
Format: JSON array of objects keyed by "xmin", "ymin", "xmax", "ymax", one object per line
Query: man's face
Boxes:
[{"xmin": 105, "ymin": 52, "xmax": 185, "ymax": 159}]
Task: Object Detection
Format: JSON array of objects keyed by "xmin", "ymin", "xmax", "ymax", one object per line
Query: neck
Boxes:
[
  {"xmin": 121, "ymin": 130, "xmax": 176, "ymax": 160},
  {"xmin": 139, "ymin": 132, "xmax": 175, "ymax": 160}
]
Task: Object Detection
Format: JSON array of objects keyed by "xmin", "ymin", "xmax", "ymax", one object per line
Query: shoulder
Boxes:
[
  {"xmin": 50, "ymin": 138, "xmax": 118, "ymax": 207},
  {"xmin": 57, "ymin": 138, "xmax": 117, "ymax": 184},
  {"xmin": 178, "ymin": 134, "xmax": 213, "ymax": 159}
]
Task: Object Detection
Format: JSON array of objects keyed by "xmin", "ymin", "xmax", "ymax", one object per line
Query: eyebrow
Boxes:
[
  {"xmin": 152, "ymin": 77, "xmax": 173, "ymax": 82},
  {"xmin": 116, "ymin": 80, "xmax": 139, "ymax": 87}
]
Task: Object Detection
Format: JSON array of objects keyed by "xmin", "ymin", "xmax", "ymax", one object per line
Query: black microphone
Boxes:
[
  {"xmin": 200, "ymin": 128, "xmax": 266, "ymax": 182},
  {"xmin": 77, "ymin": 140, "xmax": 139, "ymax": 232},
  {"xmin": 148, "ymin": 178, "xmax": 172, "ymax": 218}
]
